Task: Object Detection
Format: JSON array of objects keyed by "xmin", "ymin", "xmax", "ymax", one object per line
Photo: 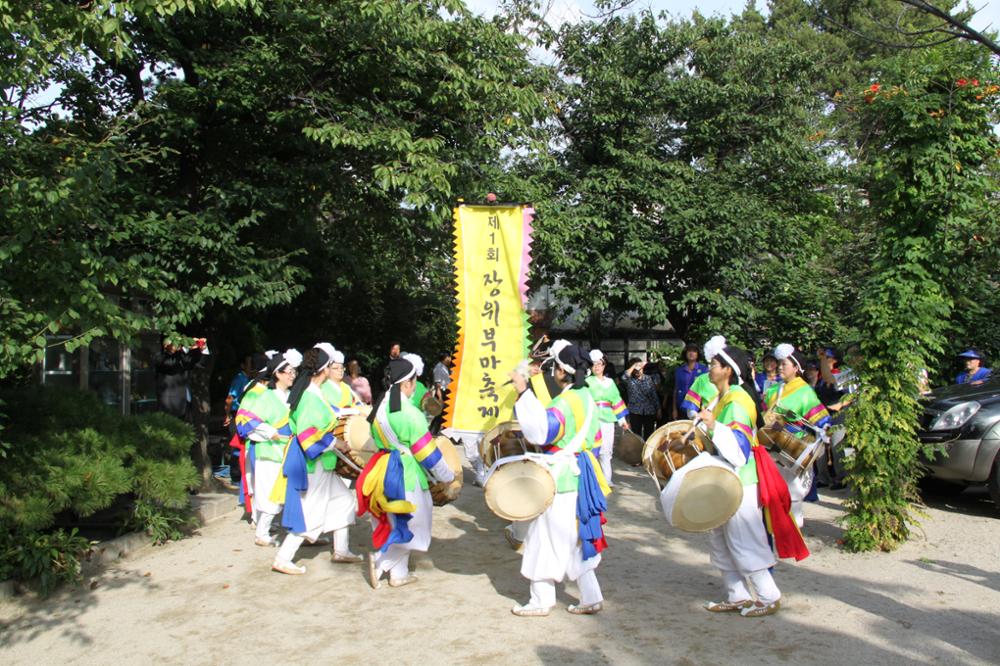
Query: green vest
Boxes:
[
  {"xmin": 546, "ymin": 386, "xmax": 600, "ymax": 493},
  {"xmin": 585, "ymin": 375, "xmax": 625, "ymax": 424},
  {"xmin": 291, "ymin": 387, "xmax": 339, "ymax": 473},
  {"xmin": 253, "ymin": 389, "xmax": 292, "ymax": 463},
  {"xmin": 714, "ymin": 385, "xmax": 758, "ymax": 486},
  {"xmin": 371, "ymin": 396, "xmax": 435, "ymax": 492}
]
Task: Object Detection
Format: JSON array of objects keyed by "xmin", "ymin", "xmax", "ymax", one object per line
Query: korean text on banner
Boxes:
[{"xmin": 445, "ymin": 204, "xmax": 534, "ymax": 433}]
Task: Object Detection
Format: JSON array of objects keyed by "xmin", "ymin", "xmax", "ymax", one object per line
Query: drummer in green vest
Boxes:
[
  {"xmin": 272, "ymin": 346, "xmax": 361, "ymax": 575},
  {"xmin": 316, "ymin": 342, "xmax": 366, "ymax": 415},
  {"xmin": 242, "ymin": 349, "xmax": 299, "ymax": 547},
  {"xmin": 510, "ymin": 340, "xmax": 609, "ymax": 617},
  {"xmin": 763, "ymin": 343, "xmax": 832, "ymax": 528},
  {"xmin": 586, "ymin": 349, "xmax": 629, "ymax": 486},
  {"xmin": 363, "ymin": 356, "xmax": 460, "ymax": 588},
  {"xmin": 504, "ymin": 358, "xmax": 568, "ymax": 553},
  {"xmin": 680, "ymin": 370, "xmax": 720, "ymax": 419},
  {"xmin": 698, "ymin": 337, "xmax": 805, "ymax": 618}
]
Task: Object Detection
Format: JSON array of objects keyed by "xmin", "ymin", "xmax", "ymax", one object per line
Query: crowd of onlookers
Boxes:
[
  {"xmin": 608, "ymin": 342, "xmax": 992, "ymax": 490},
  {"xmin": 208, "ymin": 338, "xmax": 992, "ymax": 487}
]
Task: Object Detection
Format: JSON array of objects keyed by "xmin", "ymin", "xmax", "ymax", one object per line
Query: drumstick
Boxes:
[
  {"xmin": 336, "ymin": 451, "xmax": 364, "ymax": 474},
  {"xmin": 529, "ymin": 334, "xmax": 550, "ymax": 358},
  {"xmin": 679, "ymin": 396, "xmax": 720, "ymax": 447}
]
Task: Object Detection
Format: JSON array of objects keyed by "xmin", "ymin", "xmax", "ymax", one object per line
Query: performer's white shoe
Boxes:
[
  {"xmin": 511, "ymin": 604, "xmax": 551, "ymax": 617},
  {"xmin": 567, "ymin": 602, "xmax": 602, "ymax": 615},
  {"xmin": 271, "ymin": 559, "xmax": 306, "ymax": 575}
]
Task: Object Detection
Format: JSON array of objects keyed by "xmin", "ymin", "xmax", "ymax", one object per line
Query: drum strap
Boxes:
[{"xmin": 374, "ymin": 399, "xmax": 410, "ymax": 456}]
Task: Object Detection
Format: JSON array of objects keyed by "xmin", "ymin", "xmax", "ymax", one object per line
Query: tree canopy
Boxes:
[{"xmin": 2, "ymin": 0, "xmax": 998, "ymax": 550}]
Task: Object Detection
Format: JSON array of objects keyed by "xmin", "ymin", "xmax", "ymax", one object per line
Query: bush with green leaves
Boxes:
[
  {"xmin": 841, "ymin": 44, "xmax": 998, "ymax": 551},
  {"xmin": 0, "ymin": 386, "xmax": 200, "ymax": 591}
]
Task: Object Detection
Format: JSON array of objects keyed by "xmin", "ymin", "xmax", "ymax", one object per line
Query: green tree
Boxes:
[
  {"xmin": 0, "ymin": 0, "xmax": 293, "ymax": 380},
  {"xmin": 841, "ymin": 44, "xmax": 998, "ymax": 550},
  {"xmin": 512, "ymin": 12, "xmax": 845, "ymax": 350}
]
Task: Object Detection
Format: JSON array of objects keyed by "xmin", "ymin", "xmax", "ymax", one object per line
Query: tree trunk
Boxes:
[{"xmin": 189, "ymin": 352, "xmax": 215, "ymax": 490}]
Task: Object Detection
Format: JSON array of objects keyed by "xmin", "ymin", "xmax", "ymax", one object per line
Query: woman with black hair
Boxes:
[
  {"xmin": 242, "ymin": 349, "xmax": 300, "ymax": 548},
  {"xmin": 672, "ymin": 342, "xmax": 708, "ymax": 421},
  {"xmin": 763, "ymin": 344, "xmax": 832, "ymax": 527},
  {"xmin": 272, "ymin": 346, "xmax": 360, "ymax": 575},
  {"xmin": 231, "ymin": 350, "xmax": 276, "ymax": 517},
  {"xmin": 510, "ymin": 340, "xmax": 608, "ymax": 617},
  {"xmin": 698, "ymin": 337, "xmax": 807, "ymax": 618}
]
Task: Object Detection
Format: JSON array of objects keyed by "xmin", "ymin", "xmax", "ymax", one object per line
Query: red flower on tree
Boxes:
[{"xmin": 957, "ymin": 78, "xmax": 968, "ymax": 87}]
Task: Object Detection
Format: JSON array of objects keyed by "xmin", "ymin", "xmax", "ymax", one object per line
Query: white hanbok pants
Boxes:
[
  {"xmin": 520, "ymin": 491, "xmax": 602, "ymax": 608},
  {"xmin": 708, "ymin": 482, "xmax": 780, "ymax": 605},
  {"xmin": 598, "ymin": 421, "xmax": 615, "ymax": 484},
  {"xmin": 372, "ymin": 486, "xmax": 433, "ymax": 581}
]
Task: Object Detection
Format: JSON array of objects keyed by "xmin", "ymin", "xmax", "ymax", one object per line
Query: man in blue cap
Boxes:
[{"xmin": 956, "ymin": 349, "xmax": 991, "ymax": 385}]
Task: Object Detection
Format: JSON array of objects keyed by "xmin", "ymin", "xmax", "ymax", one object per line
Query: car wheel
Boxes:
[{"xmin": 988, "ymin": 453, "xmax": 1000, "ymax": 513}]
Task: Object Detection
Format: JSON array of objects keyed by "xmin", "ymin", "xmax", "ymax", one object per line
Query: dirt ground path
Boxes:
[{"xmin": 2, "ymin": 457, "xmax": 999, "ymax": 665}]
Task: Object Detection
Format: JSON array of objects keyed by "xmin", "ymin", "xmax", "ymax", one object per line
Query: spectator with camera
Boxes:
[{"xmin": 154, "ymin": 336, "xmax": 209, "ymax": 421}]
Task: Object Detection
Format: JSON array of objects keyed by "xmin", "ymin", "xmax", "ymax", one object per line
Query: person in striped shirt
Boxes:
[{"xmin": 763, "ymin": 344, "xmax": 832, "ymax": 527}]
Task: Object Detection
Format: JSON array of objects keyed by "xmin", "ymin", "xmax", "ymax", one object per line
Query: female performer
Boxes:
[
  {"xmin": 240, "ymin": 349, "xmax": 299, "ymax": 547},
  {"xmin": 586, "ymin": 349, "xmax": 629, "ymax": 485},
  {"xmin": 698, "ymin": 337, "xmax": 808, "ymax": 618},
  {"xmin": 273, "ymin": 346, "xmax": 360, "ymax": 575},
  {"xmin": 763, "ymin": 344, "xmax": 832, "ymax": 527},
  {"xmin": 510, "ymin": 341, "xmax": 609, "ymax": 617},
  {"xmin": 360, "ymin": 356, "xmax": 459, "ymax": 588}
]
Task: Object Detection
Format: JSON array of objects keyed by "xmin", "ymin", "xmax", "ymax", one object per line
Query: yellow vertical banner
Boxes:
[{"xmin": 445, "ymin": 203, "xmax": 534, "ymax": 434}]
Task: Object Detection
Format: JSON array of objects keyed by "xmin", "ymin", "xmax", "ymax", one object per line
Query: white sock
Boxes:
[
  {"xmin": 333, "ymin": 527, "xmax": 351, "ymax": 554},
  {"xmin": 723, "ymin": 570, "xmax": 752, "ymax": 603},
  {"xmin": 747, "ymin": 569, "xmax": 781, "ymax": 605},
  {"xmin": 255, "ymin": 513, "xmax": 275, "ymax": 541},
  {"xmin": 528, "ymin": 579, "xmax": 556, "ymax": 609},
  {"xmin": 375, "ymin": 544, "xmax": 410, "ymax": 580},
  {"xmin": 276, "ymin": 534, "xmax": 304, "ymax": 563},
  {"xmin": 576, "ymin": 570, "xmax": 603, "ymax": 605}
]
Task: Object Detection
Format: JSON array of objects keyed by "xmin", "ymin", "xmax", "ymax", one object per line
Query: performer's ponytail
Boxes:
[{"xmin": 288, "ymin": 348, "xmax": 329, "ymax": 413}]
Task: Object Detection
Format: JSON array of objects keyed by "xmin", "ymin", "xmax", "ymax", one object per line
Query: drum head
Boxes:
[
  {"xmin": 479, "ymin": 421, "xmax": 525, "ymax": 467},
  {"xmin": 616, "ymin": 428, "xmax": 645, "ymax": 465},
  {"xmin": 421, "ymin": 391, "xmax": 443, "ymax": 416},
  {"xmin": 642, "ymin": 420, "xmax": 696, "ymax": 481},
  {"xmin": 660, "ymin": 453, "xmax": 742, "ymax": 532},
  {"xmin": 344, "ymin": 415, "xmax": 375, "ymax": 451},
  {"xmin": 346, "ymin": 416, "xmax": 378, "ymax": 464},
  {"xmin": 483, "ymin": 459, "xmax": 555, "ymax": 522},
  {"xmin": 431, "ymin": 435, "xmax": 463, "ymax": 480},
  {"xmin": 429, "ymin": 436, "xmax": 463, "ymax": 506}
]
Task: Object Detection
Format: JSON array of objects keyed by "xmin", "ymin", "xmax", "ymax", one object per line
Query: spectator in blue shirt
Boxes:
[
  {"xmin": 755, "ymin": 352, "xmax": 780, "ymax": 396},
  {"xmin": 956, "ymin": 349, "xmax": 991, "ymax": 385},
  {"xmin": 223, "ymin": 354, "xmax": 254, "ymax": 428},
  {"xmin": 671, "ymin": 343, "xmax": 707, "ymax": 421}
]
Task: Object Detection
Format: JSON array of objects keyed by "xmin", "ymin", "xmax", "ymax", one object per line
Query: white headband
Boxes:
[
  {"xmin": 548, "ymin": 339, "xmax": 576, "ymax": 374},
  {"xmin": 773, "ymin": 343, "xmax": 801, "ymax": 372},
  {"xmin": 717, "ymin": 348, "xmax": 743, "ymax": 385}
]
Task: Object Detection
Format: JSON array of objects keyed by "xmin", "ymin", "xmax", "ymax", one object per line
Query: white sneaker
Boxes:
[{"xmin": 271, "ymin": 559, "xmax": 306, "ymax": 575}]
